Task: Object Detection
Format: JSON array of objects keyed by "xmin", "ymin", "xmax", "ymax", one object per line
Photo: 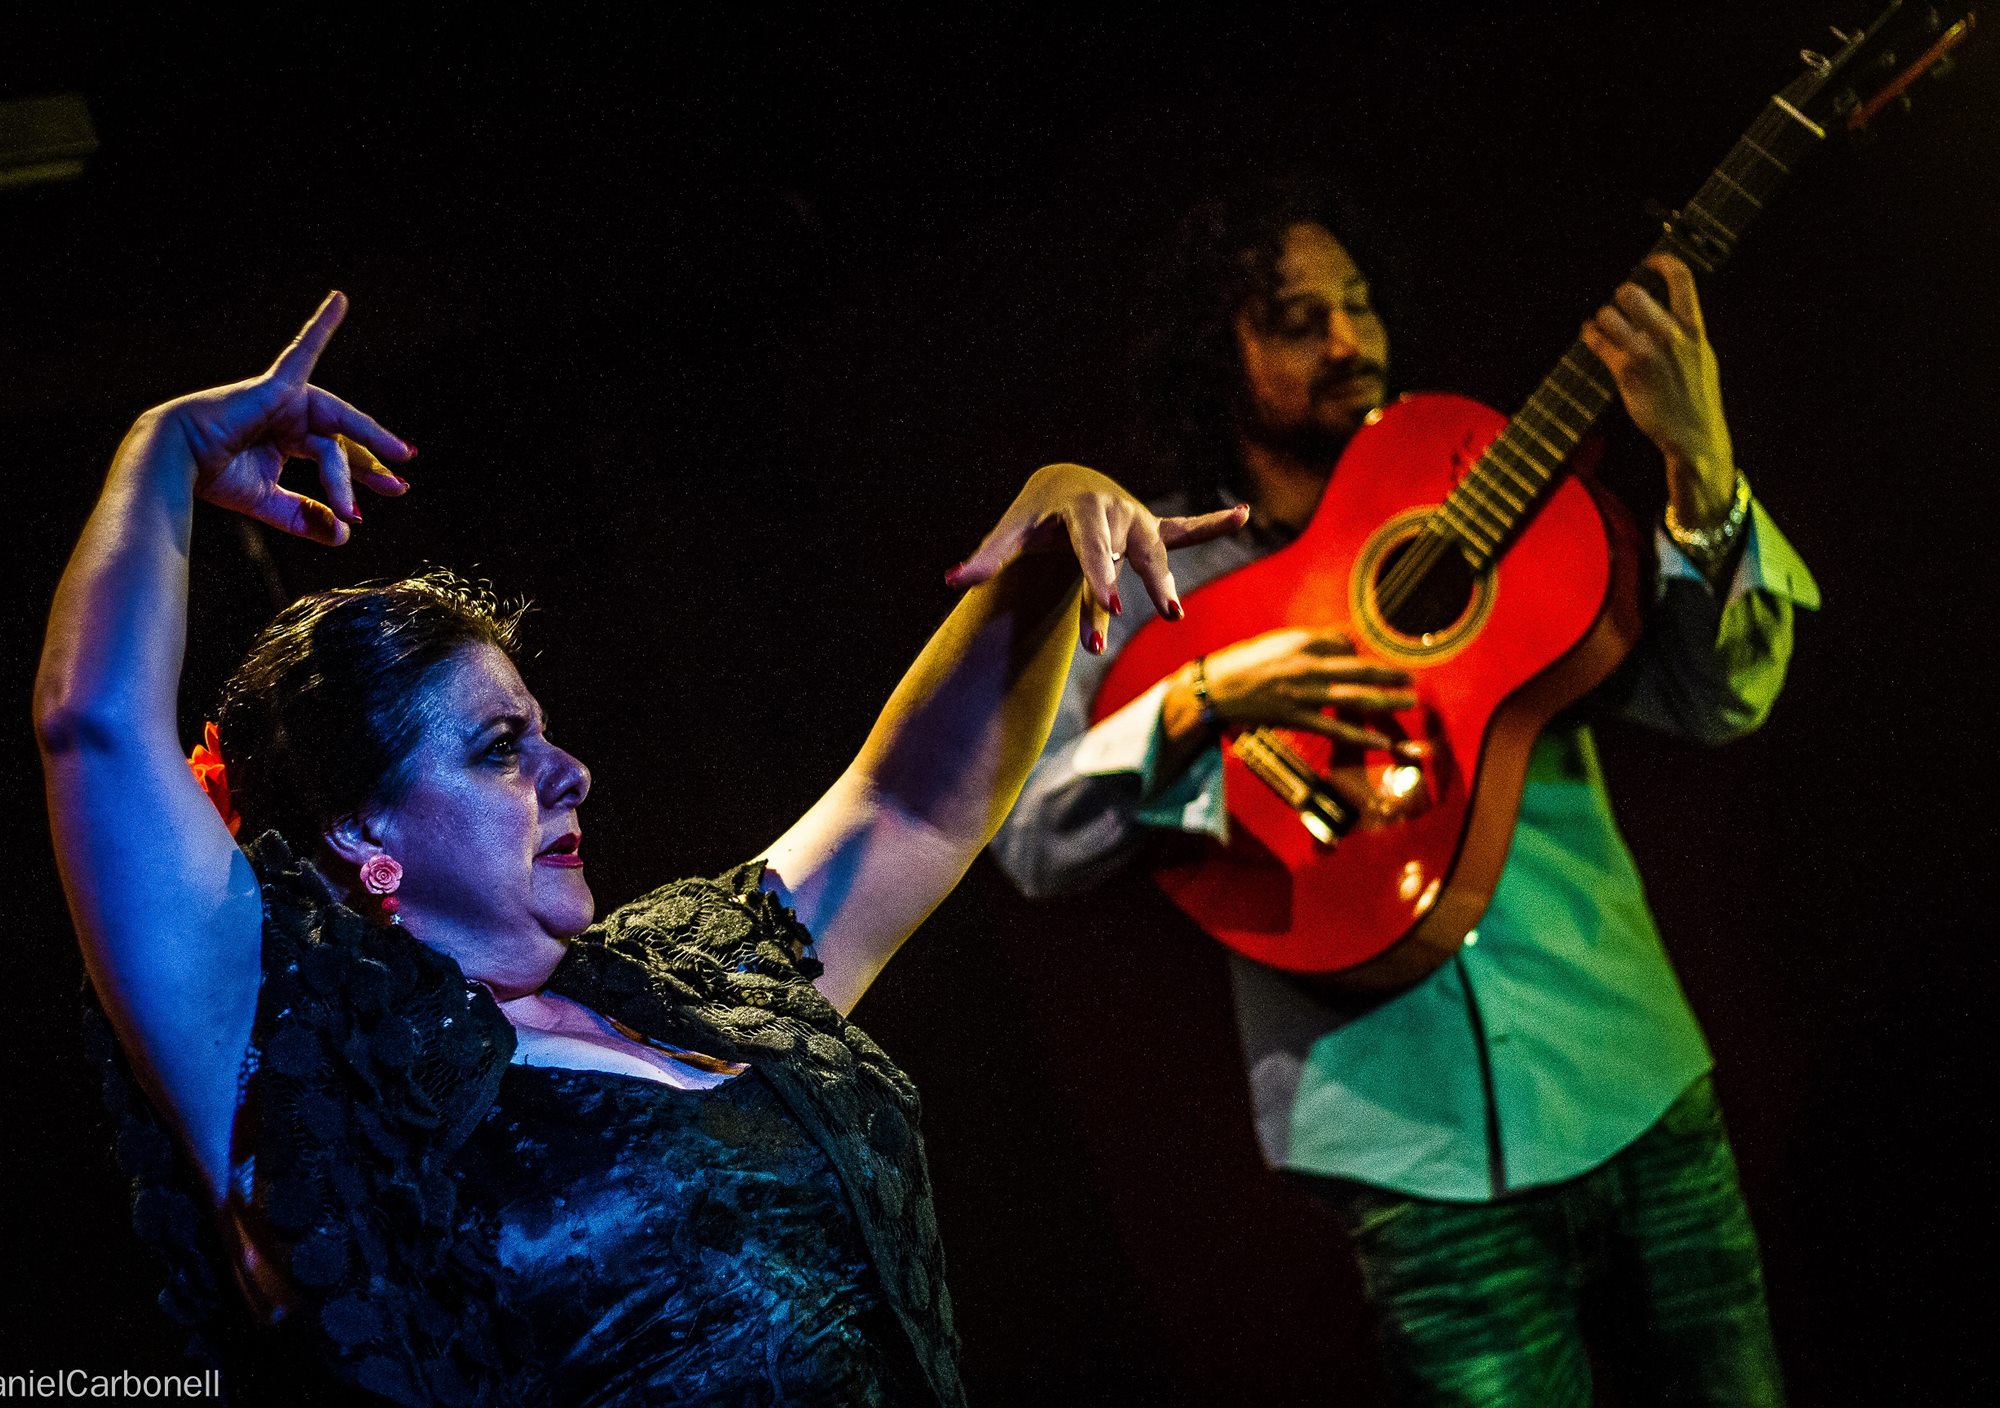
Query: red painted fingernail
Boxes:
[
  {"xmin": 944, "ymin": 564, "xmax": 966, "ymax": 587},
  {"xmin": 1089, "ymin": 629, "xmax": 1106, "ymax": 654},
  {"xmin": 401, "ymin": 440, "xmax": 418, "ymax": 458},
  {"xmin": 350, "ymin": 508, "xmax": 364, "ymax": 523},
  {"xmin": 1166, "ymin": 600, "xmax": 1185, "ymax": 621},
  {"xmin": 1109, "ymin": 591, "xmax": 1123, "ymax": 616}
]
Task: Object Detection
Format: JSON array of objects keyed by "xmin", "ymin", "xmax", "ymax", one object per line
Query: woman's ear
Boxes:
[{"xmin": 322, "ymin": 812, "xmax": 387, "ymax": 869}]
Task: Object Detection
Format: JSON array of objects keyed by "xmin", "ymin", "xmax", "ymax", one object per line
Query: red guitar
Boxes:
[{"xmin": 1092, "ymin": 3, "xmax": 1974, "ymax": 991}]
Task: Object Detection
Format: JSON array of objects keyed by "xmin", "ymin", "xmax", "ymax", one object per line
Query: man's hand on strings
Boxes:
[
  {"xmin": 1581, "ymin": 252, "xmax": 1739, "ymax": 529},
  {"xmin": 1196, "ymin": 627, "xmax": 1418, "ymax": 752},
  {"xmin": 944, "ymin": 462, "xmax": 1249, "ymax": 652},
  {"xmin": 152, "ymin": 291, "xmax": 417, "ymax": 545}
]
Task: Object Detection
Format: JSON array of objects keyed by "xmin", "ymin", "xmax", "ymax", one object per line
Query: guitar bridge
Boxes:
[{"xmin": 1233, "ymin": 730, "xmax": 1356, "ymax": 848}]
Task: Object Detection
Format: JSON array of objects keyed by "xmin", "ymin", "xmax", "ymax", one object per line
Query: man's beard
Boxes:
[
  {"xmin": 1239, "ymin": 412, "xmax": 1364, "ymax": 464},
  {"xmin": 1238, "ymin": 363, "xmax": 1389, "ymax": 466}
]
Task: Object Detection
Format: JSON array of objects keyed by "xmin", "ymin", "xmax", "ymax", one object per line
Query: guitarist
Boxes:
[{"xmin": 991, "ymin": 173, "xmax": 1817, "ymax": 1404}]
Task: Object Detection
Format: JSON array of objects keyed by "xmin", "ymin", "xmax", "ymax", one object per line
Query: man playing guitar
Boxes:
[{"xmin": 991, "ymin": 172, "xmax": 1816, "ymax": 1404}]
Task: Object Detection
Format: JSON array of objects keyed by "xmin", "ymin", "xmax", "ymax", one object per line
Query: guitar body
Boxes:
[
  {"xmin": 1086, "ymin": 3, "xmax": 1972, "ymax": 988},
  {"xmin": 1092, "ymin": 393, "xmax": 1644, "ymax": 990}
]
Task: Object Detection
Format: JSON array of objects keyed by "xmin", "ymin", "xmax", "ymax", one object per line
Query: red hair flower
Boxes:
[{"xmin": 187, "ymin": 721, "xmax": 242, "ymax": 837}]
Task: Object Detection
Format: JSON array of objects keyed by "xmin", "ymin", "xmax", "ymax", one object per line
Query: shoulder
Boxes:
[
  {"xmin": 221, "ymin": 833, "xmax": 527, "ymax": 1399},
  {"xmin": 579, "ymin": 860, "xmax": 821, "ymax": 982},
  {"xmin": 242, "ymin": 830, "xmax": 518, "ymax": 1145}
]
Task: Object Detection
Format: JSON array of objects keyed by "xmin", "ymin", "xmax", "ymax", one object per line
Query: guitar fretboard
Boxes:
[{"xmin": 1410, "ymin": 88, "xmax": 1833, "ymax": 582}]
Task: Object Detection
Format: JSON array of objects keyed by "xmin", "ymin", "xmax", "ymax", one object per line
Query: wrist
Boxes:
[
  {"xmin": 107, "ymin": 411, "xmax": 202, "ymax": 515},
  {"xmin": 1665, "ymin": 468, "xmax": 1751, "ymax": 576},
  {"xmin": 1159, "ymin": 660, "xmax": 1222, "ymax": 765},
  {"xmin": 1663, "ymin": 450, "xmax": 1737, "ymax": 529}
]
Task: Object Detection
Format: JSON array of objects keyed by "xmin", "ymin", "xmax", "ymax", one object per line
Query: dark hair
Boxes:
[
  {"xmin": 1132, "ymin": 169, "xmax": 1393, "ymax": 508},
  {"xmin": 215, "ymin": 568, "xmax": 529, "ymax": 853}
]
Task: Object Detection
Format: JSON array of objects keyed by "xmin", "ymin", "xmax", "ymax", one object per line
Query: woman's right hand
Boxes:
[{"xmin": 152, "ymin": 291, "xmax": 415, "ymax": 545}]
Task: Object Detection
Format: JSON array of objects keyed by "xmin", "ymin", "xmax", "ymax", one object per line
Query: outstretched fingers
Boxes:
[
  {"xmin": 1120, "ymin": 519, "xmax": 1182, "ymax": 623},
  {"xmin": 257, "ymin": 482, "xmax": 350, "ymax": 547},
  {"xmin": 269, "ymin": 291, "xmax": 349, "ymax": 386},
  {"xmin": 310, "ymin": 387, "xmax": 416, "ymax": 466},
  {"xmin": 948, "ymin": 468, "xmax": 1250, "ymax": 654},
  {"xmin": 1057, "ymin": 498, "xmax": 1121, "ymax": 654},
  {"xmin": 302, "ymin": 434, "xmax": 360, "ymax": 524},
  {"xmin": 1069, "ymin": 497, "xmax": 1120, "ymax": 613},
  {"xmin": 341, "ymin": 435, "xmax": 412, "ymax": 498},
  {"xmin": 944, "ymin": 512, "xmax": 1033, "ymax": 590},
  {"xmin": 1112, "ymin": 502, "xmax": 1249, "ymax": 626},
  {"xmin": 1157, "ymin": 502, "xmax": 1251, "ymax": 550}
]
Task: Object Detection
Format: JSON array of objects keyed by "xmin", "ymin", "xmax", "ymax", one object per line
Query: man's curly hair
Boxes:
[{"xmin": 1132, "ymin": 169, "xmax": 1393, "ymax": 509}]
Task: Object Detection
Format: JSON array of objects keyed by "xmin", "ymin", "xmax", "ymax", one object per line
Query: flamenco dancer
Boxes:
[{"xmin": 35, "ymin": 291, "xmax": 1244, "ymax": 1405}]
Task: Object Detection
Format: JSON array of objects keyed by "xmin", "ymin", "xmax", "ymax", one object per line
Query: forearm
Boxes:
[
  {"xmin": 37, "ymin": 408, "xmax": 262, "ymax": 1200},
  {"xmin": 851, "ymin": 551, "xmax": 1086, "ymax": 850},
  {"xmin": 34, "ymin": 409, "xmax": 196, "ymax": 749}
]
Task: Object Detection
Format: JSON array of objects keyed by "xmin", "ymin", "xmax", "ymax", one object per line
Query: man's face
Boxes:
[{"xmin": 1233, "ymin": 221, "xmax": 1389, "ymax": 462}]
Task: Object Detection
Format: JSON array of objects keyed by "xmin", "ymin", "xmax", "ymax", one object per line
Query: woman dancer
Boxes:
[{"xmin": 37, "ymin": 292, "xmax": 1244, "ymax": 1405}]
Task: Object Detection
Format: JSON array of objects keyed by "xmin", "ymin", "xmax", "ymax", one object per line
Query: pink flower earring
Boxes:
[{"xmin": 358, "ymin": 854, "xmax": 404, "ymax": 925}]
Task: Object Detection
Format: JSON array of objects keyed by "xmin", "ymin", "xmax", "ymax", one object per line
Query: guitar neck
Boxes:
[{"xmin": 1435, "ymin": 87, "xmax": 1834, "ymax": 572}]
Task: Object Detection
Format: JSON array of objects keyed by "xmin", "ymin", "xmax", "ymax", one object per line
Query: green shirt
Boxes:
[{"xmin": 991, "ymin": 496, "xmax": 1818, "ymax": 1201}]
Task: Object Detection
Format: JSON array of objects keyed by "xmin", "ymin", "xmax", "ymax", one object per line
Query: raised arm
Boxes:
[
  {"xmin": 1580, "ymin": 252, "xmax": 1819, "ymax": 741},
  {"xmin": 761, "ymin": 466, "xmax": 1245, "ymax": 1013},
  {"xmin": 34, "ymin": 293, "xmax": 414, "ymax": 1201}
]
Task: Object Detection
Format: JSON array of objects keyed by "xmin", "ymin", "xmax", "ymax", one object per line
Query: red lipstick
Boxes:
[{"xmin": 536, "ymin": 833, "xmax": 584, "ymax": 868}]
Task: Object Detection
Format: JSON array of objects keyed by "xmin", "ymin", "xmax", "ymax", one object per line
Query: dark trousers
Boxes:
[{"xmin": 1308, "ymin": 1076, "xmax": 1785, "ymax": 1407}]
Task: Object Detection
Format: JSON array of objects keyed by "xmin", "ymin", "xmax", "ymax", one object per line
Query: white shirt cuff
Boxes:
[
  {"xmin": 1654, "ymin": 498, "xmax": 1821, "ymax": 610},
  {"xmin": 1071, "ymin": 678, "xmax": 1230, "ymax": 841}
]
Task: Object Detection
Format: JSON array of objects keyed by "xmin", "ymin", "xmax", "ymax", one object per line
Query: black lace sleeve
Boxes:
[
  {"xmin": 85, "ymin": 832, "xmax": 529, "ymax": 1407},
  {"xmin": 88, "ymin": 849, "xmax": 965, "ymax": 1406},
  {"xmin": 235, "ymin": 832, "xmax": 527, "ymax": 1406}
]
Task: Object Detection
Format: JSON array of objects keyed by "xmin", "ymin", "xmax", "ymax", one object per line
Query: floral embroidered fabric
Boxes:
[{"xmin": 85, "ymin": 831, "xmax": 964, "ymax": 1406}]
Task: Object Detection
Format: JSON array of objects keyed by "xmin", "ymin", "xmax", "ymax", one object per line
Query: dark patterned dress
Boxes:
[{"xmin": 85, "ymin": 833, "xmax": 964, "ymax": 1407}]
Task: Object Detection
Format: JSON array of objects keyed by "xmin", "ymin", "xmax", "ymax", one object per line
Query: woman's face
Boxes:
[{"xmin": 362, "ymin": 641, "xmax": 593, "ymax": 997}]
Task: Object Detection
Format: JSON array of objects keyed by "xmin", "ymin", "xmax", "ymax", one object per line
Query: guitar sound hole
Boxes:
[{"xmin": 1376, "ymin": 535, "xmax": 1477, "ymax": 638}]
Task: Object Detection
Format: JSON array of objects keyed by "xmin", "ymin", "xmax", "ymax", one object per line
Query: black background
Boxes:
[{"xmin": 4, "ymin": 3, "xmax": 1994, "ymax": 1403}]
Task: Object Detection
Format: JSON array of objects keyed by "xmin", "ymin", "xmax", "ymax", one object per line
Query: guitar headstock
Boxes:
[{"xmin": 1781, "ymin": 2, "xmax": 1978, "ymax": 134}]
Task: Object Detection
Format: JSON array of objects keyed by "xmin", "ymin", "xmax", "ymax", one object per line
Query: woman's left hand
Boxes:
[{"xmin": 944, "ymin": 463, "xmax": 1249, "ymax": 653}]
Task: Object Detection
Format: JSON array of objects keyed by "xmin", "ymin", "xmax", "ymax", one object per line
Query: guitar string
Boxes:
[
  {"xmin": 1402, "ymin": 98, "xmax": 1797, "ymax": 604},
  {"xmin": 1237, "ymin": 96, "xmax": 1812, "ymax": 795},
  {"xmin": 1365, "ymin": 100, "xmax": 1803, "ymax": 630}
]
